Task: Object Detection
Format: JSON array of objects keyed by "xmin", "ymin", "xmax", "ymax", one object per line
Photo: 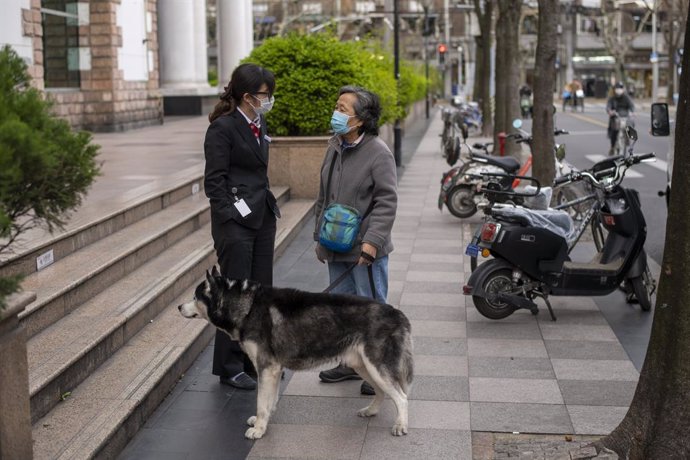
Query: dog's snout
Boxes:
[{"xmin": 177, "ymin": 305, "xmax": 182, "ymax": 311}]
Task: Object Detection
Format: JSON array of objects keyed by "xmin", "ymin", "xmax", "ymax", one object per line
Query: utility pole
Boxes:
[
  {"xmin": 393, "ymin": 0, "xmax": 402, "ymax": 166},
  {"xmin": 423, "ymin": 4, "xmax": 430, "ymax": 119}
]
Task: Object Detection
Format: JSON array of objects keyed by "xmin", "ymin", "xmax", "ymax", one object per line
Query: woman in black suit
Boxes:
[{"xmin": 204, "ymin": 63, "xmax": 280, "ymax": 390}]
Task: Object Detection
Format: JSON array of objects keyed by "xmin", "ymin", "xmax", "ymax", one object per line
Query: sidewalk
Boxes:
[{"xmin": 119, "ymin": 110, "xmax": 637, "ymax": 459}]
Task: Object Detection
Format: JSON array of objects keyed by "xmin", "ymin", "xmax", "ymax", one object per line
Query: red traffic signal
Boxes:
[{"xmin": 438, "ymin": 44, "xmax": 447, "ymax": 54}]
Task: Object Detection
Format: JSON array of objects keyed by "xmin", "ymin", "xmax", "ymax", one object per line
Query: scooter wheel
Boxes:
[
  {"xmin": 473, "ymin": 268, "xmax": 517, "ymax": 320},
  {"xmin": 446, "ymin": 186, "xmax": 477, "ymax": 218},
  {"xmin": 629, "ymin": 274, "xmax": 653, "ymax": 312}
]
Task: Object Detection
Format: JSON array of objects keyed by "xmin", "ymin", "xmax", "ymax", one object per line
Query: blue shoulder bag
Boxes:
[{"xmin": 318, "ymin": 153, "xmax": 373, "ymax": 253}]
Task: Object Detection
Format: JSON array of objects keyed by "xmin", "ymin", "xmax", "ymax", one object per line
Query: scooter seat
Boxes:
[
  {"xmin": 491, "ymin": 206, "xmax": 577, "ymax": 244},
  {"xmin": 470, "ymin": 153, "xmax": 521, "ymax": 173}
]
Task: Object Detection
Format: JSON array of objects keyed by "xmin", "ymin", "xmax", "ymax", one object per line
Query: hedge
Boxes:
[{"xmin": 241, "ymin": 33, "xmax": 427, "ymax": 136}]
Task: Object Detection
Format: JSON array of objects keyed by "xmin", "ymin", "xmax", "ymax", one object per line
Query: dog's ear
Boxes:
[
  {"xmin": 206, "ymin": 269, "xmax": 216, "ymax": 286},
  {"xmin": 211, "ymin": 265, "xmax": 221, "ymax": 278}
]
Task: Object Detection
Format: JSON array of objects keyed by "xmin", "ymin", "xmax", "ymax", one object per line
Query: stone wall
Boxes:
[{"xmin": 22, "ymin": 0, "xmax": 162, "ymax": 131}]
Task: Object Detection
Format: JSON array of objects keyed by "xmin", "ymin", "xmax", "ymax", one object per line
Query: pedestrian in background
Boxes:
[
  {"xmin": 314, "ymin": 86, "xmax": 398, "ymax": 396},
  {"xmin": 204, "ymin": 63, "xmax": 281, "ymax": 390}
]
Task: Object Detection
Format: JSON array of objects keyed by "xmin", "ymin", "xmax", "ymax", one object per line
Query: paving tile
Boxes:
[
  {"xmin": 168, "ymin": 388, "xmax": 231, "ymax": 412},
  {"xmin": 410, "ymin": 253, "xmax": 467, "ymax": 264},
  {"xmin": 467, "ymin": 338, "xmax": 549, "ymax": 358},
  {"xmin": 269, "ymin": 396, "xmax": 370, "ymax": 427},
  {"xmin": 545, "ymin": 340, "xmax": 630, "ymax": 360},
  {"xmin": 360, "ymin": 428, "xmax": 472, "ymax": 460},
  {"xmin": 399, "ymin": 305, "xmax": 466, "ymax": 321},
  {"xmin": 470, "ymin": 402, "xmax": 574, "ymax": 434},
  {"xmin": 413, "ymin": 337, "xmax": 467, "ymax": 356},
  {"xmin": 546, "ymin": 296, "xmax": 600, "ymax": 311},
  {"xmin": 409, "ymin": 375, "xmax": 469, "ymax": 401},
  {"xmin": 414, "ymin": 355, "xmax": 468, "ymax": 376},
  {"xmin": 402, "ymin": 281, "xmax": 464, "ymax": 294},
  {"xmin": 467, "ymin": 321, "xmax": 543, "ymax": 340},
  {"xmin": 282, "ymin": 370, "xmax": 365, "ymax": 398},
  {"xmin": 410, "ymin": 320, "xmax": 466, "ymax": 338},
  {"xmin": 466, "ymin": 307, "xmax": 536, "ymax": 323},
  {"xmin": 404, "ymin": 262, "xmax": 464, "ymax": 272},
  {"xmin": 369, "ymin": 400, "xmax": 471, "ymax": 431},
  {"xmin": 539, "ymin": 324, "xmax": 619, "ymax": 342},
  {"xmin": 558, "ymin": 380, "xmax": 637, "ymax": 406},
  {"xmin": 405, "ymin": 270, "xmax": 463, "ymax": 283},
  {"xmin": 536, "ymin": 309, "xmax": 609, "ymax": 325},
  {"xmin": 246, "ymin": 424, "xmax": 366, "ymax": 459},
  {"xmin": 469, "ymin": 357, "xmax": 556, "ymax": 379},
  {"xmin": 469, "ymin": 378, "xmax": 564, "ymax": 404},
  {"xmin": 551, "ymin": 359, "xmax": 639, "ymax": 381},
  {"xmin": 567, "ymin": 405, "xmax": 628, "ymax": 435},
  {"xmin": 400, "ymin": 292, "xmax": 464, "ymax": 307}
]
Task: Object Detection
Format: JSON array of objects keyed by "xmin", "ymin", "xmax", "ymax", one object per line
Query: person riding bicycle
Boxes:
[{"xmin": 606, "ymin": 82, "xmax": 635, "ymax": 155}]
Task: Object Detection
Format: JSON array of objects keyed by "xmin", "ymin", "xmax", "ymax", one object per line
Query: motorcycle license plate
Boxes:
[{"xmin": 465, "ymin": 243, "xmax": 480, "ymax": 257}]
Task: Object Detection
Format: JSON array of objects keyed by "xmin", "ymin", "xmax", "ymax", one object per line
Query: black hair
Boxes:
[
  {"xmin": 338, "ymin": 85, "xmax": 381, "ymax": 136},
  {"xmin": 209, "ymin": 63, "xmax": 276, "ymax": 123}
]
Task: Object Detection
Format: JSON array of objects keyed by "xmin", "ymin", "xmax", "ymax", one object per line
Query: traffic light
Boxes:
[{"xmin": 438, "ymin": 44, "xmax": 447, "ymax": 65}]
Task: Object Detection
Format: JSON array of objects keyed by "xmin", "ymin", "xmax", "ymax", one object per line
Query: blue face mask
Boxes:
[{"xmin": 331, "ymin": 110, "xmax": 355, "ymax": 134}]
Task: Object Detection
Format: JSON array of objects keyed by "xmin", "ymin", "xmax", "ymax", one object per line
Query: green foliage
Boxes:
[
  {"xmin": 208, "ymin": 67, "xmax": 218, "ymax": 87},
  {"xmin": 0, "ymin": 45, "xmax": 100, "ymax": 307},
  {"xmin": 243, "ymin": 33, "xmax": 427, "ymax": 136}
]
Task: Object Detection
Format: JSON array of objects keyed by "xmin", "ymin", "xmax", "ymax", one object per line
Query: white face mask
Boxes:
[
  {"xmin": 250, "ymin": 94, "xmax": 274, "ymax": 115},
  {"xmin": 614, "ymin": 88, "xmax": 625, "ymax": 96}
]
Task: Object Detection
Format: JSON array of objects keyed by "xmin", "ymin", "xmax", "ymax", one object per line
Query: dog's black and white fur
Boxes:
[{"xmin": 178, "ymin": 266, "xmax": 414, "ymax": 439}]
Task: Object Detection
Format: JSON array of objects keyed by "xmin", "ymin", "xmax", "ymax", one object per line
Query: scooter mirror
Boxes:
[
  {"xmin": 650, "ymin": 102, "xmax": 670, "ymax": 136},
  {"xmin": 461, "ymin": 123, "xmax": 469, "ymax": 140},
  {"xmin": 626, "ymin": 126, "xmax": 638, "ymax": 142},
  {"xmin": 512, "ymin": 119, "xmax": 523, "ymax": 129}
]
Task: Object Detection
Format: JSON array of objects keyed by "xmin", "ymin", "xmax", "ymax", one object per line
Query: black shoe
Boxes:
[
  {"xmin": 220, "ymin": 372, "xmax": 256, "ymax": 390},
  {"xmin": 318, "ymin": 364, "xmax": 362, "ymax": 383},
  {"xmin": 360, "ymin": 381, "xmax": 375, "ymax": 395}
]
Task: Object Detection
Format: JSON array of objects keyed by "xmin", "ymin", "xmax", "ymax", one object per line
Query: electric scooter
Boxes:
[{"xmin": 463, "ymin": 126, "xmax": 656, "ymax": 320}]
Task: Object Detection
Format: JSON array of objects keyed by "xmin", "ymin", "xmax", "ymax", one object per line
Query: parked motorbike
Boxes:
[
  {"xmin": 463, "ymin": 126, "xmax": 656, "ymax": 321},
  {"xmin": 438, "ymin": 121, "xmax": 569, "ymax": 219}
]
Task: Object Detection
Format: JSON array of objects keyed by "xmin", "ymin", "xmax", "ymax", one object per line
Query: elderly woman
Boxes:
[{"xmin": 314, "ymin": 85, "xmax": 398, "ymax": 395}]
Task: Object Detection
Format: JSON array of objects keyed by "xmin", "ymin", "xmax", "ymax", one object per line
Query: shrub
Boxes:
[
  {"xmin": 243, "ymin": 33, "xmax": 427, "ymax": 136},
  {"xmin": 0, "ymin": 46, "xmax": 100, "ymax": 308}
]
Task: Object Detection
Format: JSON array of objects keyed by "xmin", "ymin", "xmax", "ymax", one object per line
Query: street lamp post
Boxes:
[
  {"xmin": 393, "ymin": 0, "xmax": 402, "ymax": 166},
  {"xmin": 651, "ymin": 0, "xmax": 659, "ymax": 101}
]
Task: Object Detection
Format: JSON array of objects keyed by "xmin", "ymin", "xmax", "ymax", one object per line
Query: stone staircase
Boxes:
[{"xmin": 0, "ymin": 173, "xmax": 314, "ymax": 459}]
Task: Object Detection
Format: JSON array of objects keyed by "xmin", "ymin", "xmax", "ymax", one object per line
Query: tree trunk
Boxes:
[
  {"xmin": 667, "ymin": 41, "xmax": 676, "ymax": 104},
  {"xmin": 473, "ymin": 35, "xmax": 484, "ymax": 105},
  {"xmin": 531, "ymin": 0, "xmax": 558, "ymax": 186},
  {"xmin": 494, "ymin": 0, "xmax": 522, "ymax": 157},
  {"xmin": 596, "ymin": 9, "xmax": 690, "ymax": 458},
  {"xmin": 474, "ymin": 0, "xmax": 494, "ymax": 137}
]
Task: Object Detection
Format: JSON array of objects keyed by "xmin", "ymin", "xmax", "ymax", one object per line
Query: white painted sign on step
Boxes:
[
  {"xmin": 192, "ymin": 183, "xmax": 200, "ymax": 195},
  {"xmin": 36, "ymin": 249, "xmax": 54, "ymax": 271}
]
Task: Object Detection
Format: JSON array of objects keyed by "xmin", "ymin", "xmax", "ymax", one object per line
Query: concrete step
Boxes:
[
  {"xmin": 18, "ymin": 193, "xmax": 211, "ymax": 339},
  {"xmin": 0, "ymin": 167, "xmax": 205, "ymax": 280},
  {"xmin": 30, "ymin": 196, "xmax": 314, "ymax": 459},
  {"xmin": 27, "ymin": 223, "xmax": 215, "ymax": 423},
  {"xmin": 18, "ymin": 186, "xmax": 291, "ymax": 339}
]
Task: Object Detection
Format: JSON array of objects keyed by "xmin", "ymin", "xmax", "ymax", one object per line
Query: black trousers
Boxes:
[{"xmin": 210, "ymin": 209, "xmax": 276, "ymax": 378}]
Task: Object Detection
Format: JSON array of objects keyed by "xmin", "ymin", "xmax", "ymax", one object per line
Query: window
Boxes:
[
  {"xmin": 302, "ymin": 2, "xmax": 322, "ymax": 15},
  {"xmin": 356, "ymin": 1, "xmax": 376, "ymax": 14},
  {"xmin": 41, "ymin": 0, "xmax": 81, "ymax": 88}
]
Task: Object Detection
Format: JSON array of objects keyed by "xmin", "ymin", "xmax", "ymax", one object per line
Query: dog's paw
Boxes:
[
  {"xmin": 357, "ymin": 406, "xmax": 379, "ymax": 418},
  {"xmin": 244, "ymin": 426, "xmax": 266, "ymax": 440},
  {"xmin": 246, "ymin": 415, "xmax": 257, "ymax": 426},
  {"xmin": 391, "ymin": 423, "xmax": 408, "ymax": 436}
]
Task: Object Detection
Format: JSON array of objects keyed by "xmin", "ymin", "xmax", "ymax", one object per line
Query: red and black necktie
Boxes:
[{"xmin": 249, "ymin": 122, "xmax": 260, "ymax": 139}]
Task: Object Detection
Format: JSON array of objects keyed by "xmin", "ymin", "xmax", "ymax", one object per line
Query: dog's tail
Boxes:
[{"xmin": 399, "ymin": 335, "xmax": 414, "ymax": 394}]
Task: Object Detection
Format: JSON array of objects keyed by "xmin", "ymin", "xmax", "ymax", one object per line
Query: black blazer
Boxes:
[{"xmin": 204, "ymin": 110, "xmax": 280, "ymax": 230}]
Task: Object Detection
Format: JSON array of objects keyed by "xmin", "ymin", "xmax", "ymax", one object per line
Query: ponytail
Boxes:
[
  {"xmin": 208, "ymin": 84, "xmax": 235, "ymax": 123},
  {"xmin": 209, "ymin": 64, "xmax": 275, "ymax": 123}
]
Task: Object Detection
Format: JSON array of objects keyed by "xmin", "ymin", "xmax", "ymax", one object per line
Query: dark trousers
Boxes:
[{"xmin": 210, "ymin": 209, "xmax": 276, "ymax": 378}]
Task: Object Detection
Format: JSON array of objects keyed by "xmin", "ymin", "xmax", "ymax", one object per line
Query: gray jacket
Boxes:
[{"xmin": 314, "ymin": 133, "xmax": 398, "ymax": 262}]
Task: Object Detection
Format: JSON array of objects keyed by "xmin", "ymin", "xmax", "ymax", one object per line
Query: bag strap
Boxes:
[{"xmin": 323, "ymin": 151, "xmax": 375, "ymax": 219}]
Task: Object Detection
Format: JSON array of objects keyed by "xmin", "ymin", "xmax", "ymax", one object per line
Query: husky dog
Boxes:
[{"xmin": 178, "ymin": 266, "xmax": 413, "ymax": 440}]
